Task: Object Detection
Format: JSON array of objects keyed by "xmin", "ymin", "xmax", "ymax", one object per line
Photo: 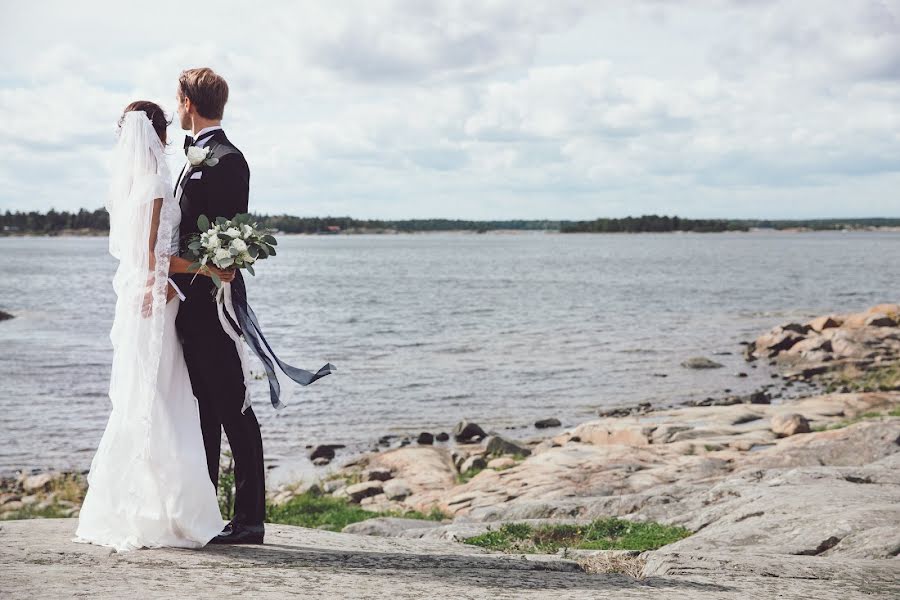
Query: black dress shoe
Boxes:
[{"xmin": 208, "ymin": 521, "xmax": 265, "ymax": 545}]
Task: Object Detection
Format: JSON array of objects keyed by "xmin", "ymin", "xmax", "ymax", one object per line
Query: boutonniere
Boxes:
[{"xmin": 186, "ymin": 145, "xmax": 220, "ymax": 168}]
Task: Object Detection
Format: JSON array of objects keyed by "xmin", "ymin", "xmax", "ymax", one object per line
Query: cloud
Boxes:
[{"xmin": 0, "ymin": 0, "xmax": 899, "ymax": 219}]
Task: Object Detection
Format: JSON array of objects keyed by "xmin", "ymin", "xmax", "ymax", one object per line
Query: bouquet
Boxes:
[{"xmin": 186, "ymin": 213, "xmax": 277, "ymax": 289}]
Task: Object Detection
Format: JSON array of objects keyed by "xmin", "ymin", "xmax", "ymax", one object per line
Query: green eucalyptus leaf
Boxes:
[
  {"xmin": 262, "ymin": 234, "xmax": 277, "ymax": 245},
  {"xmin": 186, "ymin": 262, "xmax": 201, "ymax": 273},
  {"xmin": 197, "ymin": 214, "xmax": 210, "ymax": 232},
  {"xmin": 245, "ymin": 263, "xmax": 255, "ymax": 276},
  {"xmin": 208, "ymin": 271, "xmax": 222, "ymax": 288}
]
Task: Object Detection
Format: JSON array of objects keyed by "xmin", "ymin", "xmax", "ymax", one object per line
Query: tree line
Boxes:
[{"xmin": 2, "ymin": 209, "xmax": 898, "ymax": 235}]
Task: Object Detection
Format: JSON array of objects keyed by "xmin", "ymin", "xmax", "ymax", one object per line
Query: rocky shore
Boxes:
[{"xmin": 2, "ymin": 304, "xmax": 899, "ymax": 597}]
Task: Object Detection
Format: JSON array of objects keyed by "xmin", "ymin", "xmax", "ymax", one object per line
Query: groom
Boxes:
[{"xmin": 168, "ymin": 67, "xmax": 265, "ymax": 544}]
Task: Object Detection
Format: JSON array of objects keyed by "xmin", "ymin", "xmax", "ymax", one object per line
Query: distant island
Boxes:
[{"xmin": 2, "ymin": 209, "xmax": 899, "ymax": 236}]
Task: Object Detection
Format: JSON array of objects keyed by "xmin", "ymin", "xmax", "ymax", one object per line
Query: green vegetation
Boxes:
[
  {"xmin": 5, "ymin": 209, "xmax": 900, "ymax": 235},
  {"xmin": 824, "ymin": 362, "xmax": 900, "ymax": 394},
  {"xmin": 456, "ymin": 466, "xmax": 486, "ymax": 484},
  {"xmin": 463, "ymin": 518, "xmax": 692, "ymax": 554},
  {"xmin": 812, "ymin": 409, "xmax": 899, "ymax": 432},
  {"xmin": 0, "ymin": 473, "xmax": 86, "ymax": 521},
  {"xmin": 561, "ymin": 215, "xmax": 745, "ymax": 233},
  {"xmin": 266, "ymin": 489, "xmax": 448, "ymax": 532},
  {"xmin": 218, "ymin": 452, "xmax": 236, "ymax": 520}
]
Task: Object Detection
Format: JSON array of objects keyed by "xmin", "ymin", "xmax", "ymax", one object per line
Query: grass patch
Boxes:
[
  {"xmin": 464, "ymin": 518, "xmax": 691, "ymax": 554},
  {"xmin": 456, "ymin": 465, "xmax": 486, "ymax": 484},
  {"xmin": 812, "ymin": 410, "xmax": 897, "ymax": 432},
  {"xmin": 824, "ymin": 362, "xmax": 900, "ymax": 393},
  {"xmin": 266, "ymin": 490, "xmax": 449, "ymax": 532},
  {"xmin": 0, "ymin": 503, "xmax": 72, "ymax": 520}
]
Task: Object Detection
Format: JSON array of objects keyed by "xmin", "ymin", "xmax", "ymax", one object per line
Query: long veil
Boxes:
[{"xmin": 104, "ymin": 110, "xmax": 177, "ymax": 461}]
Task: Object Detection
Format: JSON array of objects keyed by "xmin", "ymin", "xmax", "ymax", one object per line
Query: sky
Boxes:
[{"xmin": 1, "ymin": 0, "xmax": 899, "ymax": 220}]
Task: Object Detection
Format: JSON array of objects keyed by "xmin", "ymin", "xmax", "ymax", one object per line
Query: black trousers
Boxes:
[{"xmin": 174, "ymin": 275, "xmax": 266, "ymax": 526}]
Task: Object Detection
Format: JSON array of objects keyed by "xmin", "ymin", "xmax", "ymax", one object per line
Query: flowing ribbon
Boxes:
[{"xmin": 216, "ymin": 272, "xmax": 335, "ymax": 412}]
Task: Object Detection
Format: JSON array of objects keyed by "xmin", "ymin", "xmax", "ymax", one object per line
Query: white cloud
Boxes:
[{"xmin": 1, "ymin": 0, "xmax": 899, "ymax": 219}]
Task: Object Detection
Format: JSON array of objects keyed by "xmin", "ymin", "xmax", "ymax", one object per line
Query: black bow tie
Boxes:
[{"xmin": 183, "ymin": 135, "xmax": 195, "ymax": 155}]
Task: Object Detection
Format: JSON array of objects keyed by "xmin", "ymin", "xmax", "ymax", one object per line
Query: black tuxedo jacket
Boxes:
[{"xmin": 173, "ymin": 130, "xmax": 250, "ymax": 322}]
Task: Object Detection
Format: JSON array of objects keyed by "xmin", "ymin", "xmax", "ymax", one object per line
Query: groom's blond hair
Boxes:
[{"xmin": 178, "ymin": 67, "xmax": 229, "ymax": 120}]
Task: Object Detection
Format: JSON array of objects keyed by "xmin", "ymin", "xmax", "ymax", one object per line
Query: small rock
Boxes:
[
  {"xmin": 312, "ymin": 457, "xmax": 331, "ymax": 466},
  {"xmin": 484, "ymin": 435, "xmax": 532, "ymax": 457},
  {"xmin": 322, "ymin": 479, "xmax": 347, "ymax": 494},
  {"xmin": 736, "ymin": 372, "xmax": 748, "ymax": 377},
  {"xmin": 20, "ymin": 494, "xmax": 39, "ymax": 507},
  {"xmin": 0, "ymin": 494, "xmax": 21, "ymax": 505},
  {"xmin": 1, "ymin": 501, "xmax": 23, "ymax": 512},
  {"xmin": 770, "ymin": 413, "xmax": 811, "ymax": 437},
  {"xmin": 681, "ymin": 357, "xmax": 724, "ymax": 369},
  {"xmin": 383, "ymin": 479, "xmax": 412, "ymax": 501},
  {"xmin": 487, "ymin": 457, "xmax": 516, "ymax": 470},
  {"xmin": 22, "ymin": 473, "xmax": 55, "ymax": 493},
  {"xmin": 435, "ymin": 432, "xmax": 450, "ymax": 442},
  {"xmin": 416, "ymin": 432, "xmax": 434, "ymax": 445},
  {"xmin": 534, "ymin": 418, "xmax": 561, "ymax": 429},
  {"xmin": 0, "ymin": 310, "xmax": 13, "ymax": 321},
  {"xmin": 309, "ymin": 445, "xmax": 343, "ymax": 461},
  {"xmin": 460, "ymin": 455, "xmax": 487, "ymax": 473},
  {"xmin": 453, "ymin": 420, "xmax": 487, "ymax": 443},
  {"xmin": 363, "ymin": 467, "xmax": 393, "ymax": 482},
  {"xmin": 344, "ymin": 481, "xmax": 384, "ymax": 502}
]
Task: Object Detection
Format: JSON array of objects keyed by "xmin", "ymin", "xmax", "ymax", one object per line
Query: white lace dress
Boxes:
[{"xmin": 74, "ymin": 111, "xmax": 224, "ymax": 551}]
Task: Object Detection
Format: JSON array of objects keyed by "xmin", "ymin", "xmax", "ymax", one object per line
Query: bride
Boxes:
[{"xmin": 74, "ymin": 102, "xmax": 225, "ymax": 551}]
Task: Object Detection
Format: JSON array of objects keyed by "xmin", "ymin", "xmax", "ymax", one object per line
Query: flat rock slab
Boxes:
[{"xmin": 0, "ymin": 519, "xmax": 895, "ymax": 599}]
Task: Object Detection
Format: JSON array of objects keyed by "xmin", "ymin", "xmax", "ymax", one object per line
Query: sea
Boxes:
[{"xmin": 0, "ymin": 230, "xmax": 896, "ymax": 482}]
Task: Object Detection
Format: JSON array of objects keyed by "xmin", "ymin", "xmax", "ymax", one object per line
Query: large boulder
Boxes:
[
  {"xmin": 21, "ymin": 473, "xmax": 56, "ymax": 493},
  {"xmin": 344, "ymin": 481, "xmax": 384, "ymax": 503},
  {"xmin": 750, "ymin": 329, "xmax": 805, "ymax": 359},
  {"xmin": 459, "ymin": 455, "xmax": 487, "ymax": 473},
  {"xmin": 453, "ymin": 420, "xmax": 487, "ymax": 443},
  {"xmin": 363, "ymin": 467, "xmax": 393, "ymax": 482},
  {"xmin": 383, "ymin": 479, "xmax": 412, "ymax": 501},
  {"xmin": 808, "ymin": 315, "xmax": 841, "ymax": 332},
  {"xmin": 341, "ymin": 517, "xmax": 442, "ymax": 537},
  {"xmin": 865, "ymin": 313, "xmax": 896, "ymax": 328},
  {"xmin": 770, "ymin": 413, "xmax": 811, "ymax": 437},
  {"xmin": 483, "ymin": 435, "xmax": 532, "ymax": 457}
]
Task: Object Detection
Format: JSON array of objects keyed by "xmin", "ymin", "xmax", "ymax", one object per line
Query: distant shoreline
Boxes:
[{"xmin": 3, "ymin": 226, "xmax": 900, "ymax": 238}]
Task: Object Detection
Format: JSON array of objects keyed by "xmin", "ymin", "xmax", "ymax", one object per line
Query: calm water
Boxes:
[{"xmin": 0, "ymin": 231, "xmax": 897, "ymax": 480}]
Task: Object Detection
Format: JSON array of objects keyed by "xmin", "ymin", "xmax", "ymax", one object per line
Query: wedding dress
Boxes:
[{"xmin": 74, "ymin": 111, "xmax": 224, "ymax": 551}]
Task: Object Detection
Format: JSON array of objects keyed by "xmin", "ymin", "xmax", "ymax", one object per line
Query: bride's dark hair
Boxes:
[{"xmin": 118, "ymin": 100, "xmax": 172, "ymax": 144}]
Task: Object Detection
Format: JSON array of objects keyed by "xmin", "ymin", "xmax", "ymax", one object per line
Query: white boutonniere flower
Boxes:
[{"xmin": 186, "ymin": 145, "xmax": 220, "ymax": 167}]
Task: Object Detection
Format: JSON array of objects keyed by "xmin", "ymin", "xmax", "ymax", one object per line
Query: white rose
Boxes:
[
  {"xmin": 230, "ymin": 238, "xmax": 248, "ymax": 254},
  {"xmin": 205, "ymin": 235, "xmax": 221, "ymax": 250},
  {"xmin": 224, "ymin": 227, "xmax": 241, "ymax": 238},
  {"xmin": 241, "ymin": 224, "xmax": 253, "ymax": 237},
  {"xmin": 242, "ymin": 252, "xmax": 256, "ymax": 264},
  {"xmin": 186, "ymin": 145, "xmax": 211, "ymax": 166},
  {"xmin": 213, "ymin": 248, "xmax": 233, "ymax": 267}
]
